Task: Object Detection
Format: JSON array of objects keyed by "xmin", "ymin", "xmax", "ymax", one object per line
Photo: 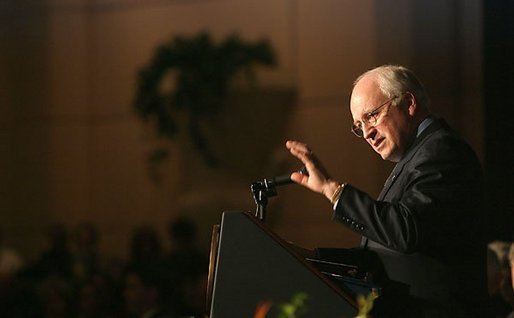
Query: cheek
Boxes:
[
  {"xmin": 381, "ymin": 121, "xmax": 402, "ymax": 143},
  {"xmin": 376, "ymin": 124, "xmax": 394, "ymax": 142}
]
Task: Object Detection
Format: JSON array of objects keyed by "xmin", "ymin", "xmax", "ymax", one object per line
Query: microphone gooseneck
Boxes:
[
  {"xmin": 251, "ymin": 167, "xmax": 309, "ymax": 221},
  {"xmin": 265, "ymin": 166, "xmax": 309, "ymax": 188}
]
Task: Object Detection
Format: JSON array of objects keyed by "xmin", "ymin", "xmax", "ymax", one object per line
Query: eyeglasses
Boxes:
[{"xmin": 351, "ymin": 95, "xmax": 400, "ymax": 137}]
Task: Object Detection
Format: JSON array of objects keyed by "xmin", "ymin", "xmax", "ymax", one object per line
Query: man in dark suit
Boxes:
[{"xmin": 286, "ymin": 65, "xmax": 486, "ymax": 317}]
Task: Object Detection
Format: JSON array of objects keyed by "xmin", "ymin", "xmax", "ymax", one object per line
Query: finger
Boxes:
[
  {"xmin": 289, "ymin": 148, "xmax": 310, "ymax": 165},
  {"xmin": 286, "ymin": 140, "xmax": 311, "ymax": 154},
  {"xmin": 287, "ymin": 141, "xmax": 312, "ymax": 157},
  {"xmin": 290, "ymin": 171, "xmax": 309, "ymax": 184},
  {"xmin": 290, "ymin": 148, "xmax": 317, "ymax": 167}
]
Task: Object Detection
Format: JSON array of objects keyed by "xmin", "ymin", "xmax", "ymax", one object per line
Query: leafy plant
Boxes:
[
  {"xmin": 277, "ymin": 292, "xmax": 308, "ymax": 318},
  {"xmin": 254, "ymin": 291, "xmax": 377, "ymax": 318},
  {"xmin": 253, "ymin": 292, "xmax": 308, "ymax": 318},
  {"xmin": 355, "ymin": 292, "xmax": 378, "ymax": 318},
  {"xmin": 134, "ymin": 32, "xmax": 275, "ymax": 170}
]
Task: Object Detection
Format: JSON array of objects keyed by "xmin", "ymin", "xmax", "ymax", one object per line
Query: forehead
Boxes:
[{"xmin": 350, "ymin": 76, "xmax": 385, "ymax": 120}]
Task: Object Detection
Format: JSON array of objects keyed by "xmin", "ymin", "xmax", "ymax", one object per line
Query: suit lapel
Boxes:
[
  {"xmin": 377, "ymin": 118, "xmax": 445, "ymax": 201},
  {"xmin": 378, "ymin": 162, "xmax": 405, "ymax": 200}
]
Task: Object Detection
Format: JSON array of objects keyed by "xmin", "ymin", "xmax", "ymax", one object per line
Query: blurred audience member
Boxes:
[
  {"xmin": 181, "ymin": 272, "xmax": 208, "ymax": 318},
  {"xmin": 76, "ymin": 276, "xmax": 113, "ymax": 318},
  {"xmin": 36, "ymin": 275, "xmax": 74, "ymax": 318},
  {"xmin": 127, "ymin": 225, "xmax": 166, "ymax": 271},
  {"xmin": 19, "ymin": 223, "xmax": 73, "ymax": 281},
  {"xmin": 0, "ymin": 227, "xmax": 24, "ymax": 281},
  {"xmin": 71, "ymin": 222, "xmax": 102, "ymax": 284},
  {"xmin": 123, "ymin": 266, "xmax": 176, "ymax": 318},
  {"xmin": 0, "ymin": 228, "xmax": 26, "ymax": 316},
  {"xmin": 2, "ymin": 219, "xmax": 213, "ymax": 317},
  {"xmin": 71, "ymin": 222, "xmax": 118, "ymax": 317},
  {"xmin": 166, "ymin": 217, "xmax": 208, "ymax": 317},
  {"xmin": 510, "ymin": 244, "xmax": 514, "ymax": 290},
  {"xmin": 507, "ymin": 243, "xmax": 514, "ymax": 318},
  {"xmin": 487, "ymin": 241, "xmax": 514, "ymax": 317}
]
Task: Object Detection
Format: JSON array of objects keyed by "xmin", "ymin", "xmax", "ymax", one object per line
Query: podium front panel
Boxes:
[{"xmin": 210, "ymin": 212, "xmax": 356, "ymax": 318}]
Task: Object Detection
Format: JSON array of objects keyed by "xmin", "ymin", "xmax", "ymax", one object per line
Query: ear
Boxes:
[{"xmin": 404, "ymin": 92, "xmax": 417, "ymax": 116}]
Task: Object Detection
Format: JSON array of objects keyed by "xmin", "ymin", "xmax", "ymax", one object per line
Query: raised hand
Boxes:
[{"xmin": 285, "ymin": 140, "xmax": 340, "ymax": 200}]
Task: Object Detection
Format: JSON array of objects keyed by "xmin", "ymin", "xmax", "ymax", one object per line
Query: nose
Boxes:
[{"xmin": 362, "ymin": 123, "xmax": 377, "ymax": 140}]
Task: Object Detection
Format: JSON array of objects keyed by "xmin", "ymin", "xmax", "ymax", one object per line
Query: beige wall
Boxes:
[{"xmin": 0, "ymin": 0, "xmax": 483, "ymax": 260}]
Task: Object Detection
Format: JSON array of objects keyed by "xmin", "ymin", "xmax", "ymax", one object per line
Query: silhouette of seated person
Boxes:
[
  {"xmin": 123, "ymin": 266, "xmax": 177, "ymax": 318},
  {"xmin": 19, "ymin": 223, "xmax": 73, "ymax": 281},
  {"xmin": 75, "ymin": 276, "xmax": 114, "ymax": 318},
  {"xmin": 165, "ymin": 217, "xmax": 208, "ymax": 317},
  {"xmin": 0, "ymin": 227, "xmax": 25, "ymax": 316},
  {"xmin": 508, "ymin": 243, "xmax": 514, "ymax": 318},
  {"xmin": 486, "ymin": 241, "xmax": 514, "ymax": 317},
  {"xmin": 71, "ymin": 222, "xmax": 104, "ymax": 284},
  {"xmin": 0, "ymin": 227, "xmax": 24, "ymax": 282},
  {"xmin": 127, "ymin": 225, "xmax": 166, "ymax": 271}
]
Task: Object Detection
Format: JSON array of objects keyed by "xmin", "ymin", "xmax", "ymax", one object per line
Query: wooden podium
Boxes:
[{"xmin": 207, "ymin": 212, "xmax": 358, "ymax": 318}]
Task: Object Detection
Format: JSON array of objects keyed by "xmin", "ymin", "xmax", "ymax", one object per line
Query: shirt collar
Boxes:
[{"xmin": 416, "ymin": 116, "xmax": 434, "ymax": 137}]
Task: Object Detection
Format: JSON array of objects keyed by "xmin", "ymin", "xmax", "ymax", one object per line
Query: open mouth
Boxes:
[{"xmin": 373, "ymin": 137, "xmax": 385, "ymax": 149}]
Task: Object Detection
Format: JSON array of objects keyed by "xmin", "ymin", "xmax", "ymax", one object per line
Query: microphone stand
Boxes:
[
  {"xmin": 251, "ymin": 167, "xmax": 307, "ymax": 222},
  {"xmin": 251, "ymin": 179, "xmax": 277, "ymax": 222}
]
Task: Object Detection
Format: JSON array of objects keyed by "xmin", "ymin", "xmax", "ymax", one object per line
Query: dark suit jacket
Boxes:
[{"xmin": 333, "ymin": 118, "xmax": 487, "ymax": 317}]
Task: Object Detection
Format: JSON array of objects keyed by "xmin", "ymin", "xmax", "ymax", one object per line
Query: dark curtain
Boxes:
[{"xmin": 483, "ymin": 0, "xmax": 514, "ymax": 241}]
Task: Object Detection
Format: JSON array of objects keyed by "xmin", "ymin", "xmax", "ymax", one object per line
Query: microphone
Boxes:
[
  {"xmin": 264, "ymin": 166, "xmax": 308, "ymax": 188},
  {"xmin": 251, "ymin": 167, "xmax": 309, "ymax": 221}
]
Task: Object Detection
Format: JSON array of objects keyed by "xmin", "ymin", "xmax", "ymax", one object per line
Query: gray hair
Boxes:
[
  {"xmin": 488, "ymin": 240, "xmax": 512, "ymax": 269},
  {"xmin": 354, "ymin": 65, "xmax": 430, "ymax": 109}
]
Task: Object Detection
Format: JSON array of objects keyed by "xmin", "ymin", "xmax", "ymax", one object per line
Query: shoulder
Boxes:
[
  {"xmin": 412, "ymin": 119, "xmax": 480, "ymax": 166},
  {"xmin": 400, "ymin": 120, "xmax": 483, "ymax": 188}
]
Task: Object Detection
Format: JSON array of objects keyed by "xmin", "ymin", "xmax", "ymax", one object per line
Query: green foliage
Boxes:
[
  {"xmin": 355, "ymin": 292, "xmax": 378, "ymax": 318},
  {"xmin": 254, "ymin": 291, "xmax": 377, "ymax": 318},
  {"xmin": 134, "ymin": 32, "xmax": 276, "ymax": 167},
  {"xmin": 277, "ymin": 292, "xmax": 308, "ymax": 318}
]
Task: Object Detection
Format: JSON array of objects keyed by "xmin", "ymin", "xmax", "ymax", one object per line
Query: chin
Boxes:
[
  {"xmin": 380, "ymin": 154, "xmax": 393, "ymax": 161},
  {"xmin": 379, "ymin": 149, "xmax": 399, "ymax": 162},
  {"xmin": 376, "ymin": 148, "xmax": 390, "ymax": 160}
]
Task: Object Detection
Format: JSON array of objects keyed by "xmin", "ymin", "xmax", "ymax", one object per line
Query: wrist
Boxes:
[
  {"xmin": 322, "ymin": 180, "xmax": 341, "ymax": 200},
  {"xmin": 323, "ymin": 180, "xmax": 346, "ymax": 205},
  {"xmin": 329, "ymin": 183, "xmax": 346, "ymax": 205}
]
